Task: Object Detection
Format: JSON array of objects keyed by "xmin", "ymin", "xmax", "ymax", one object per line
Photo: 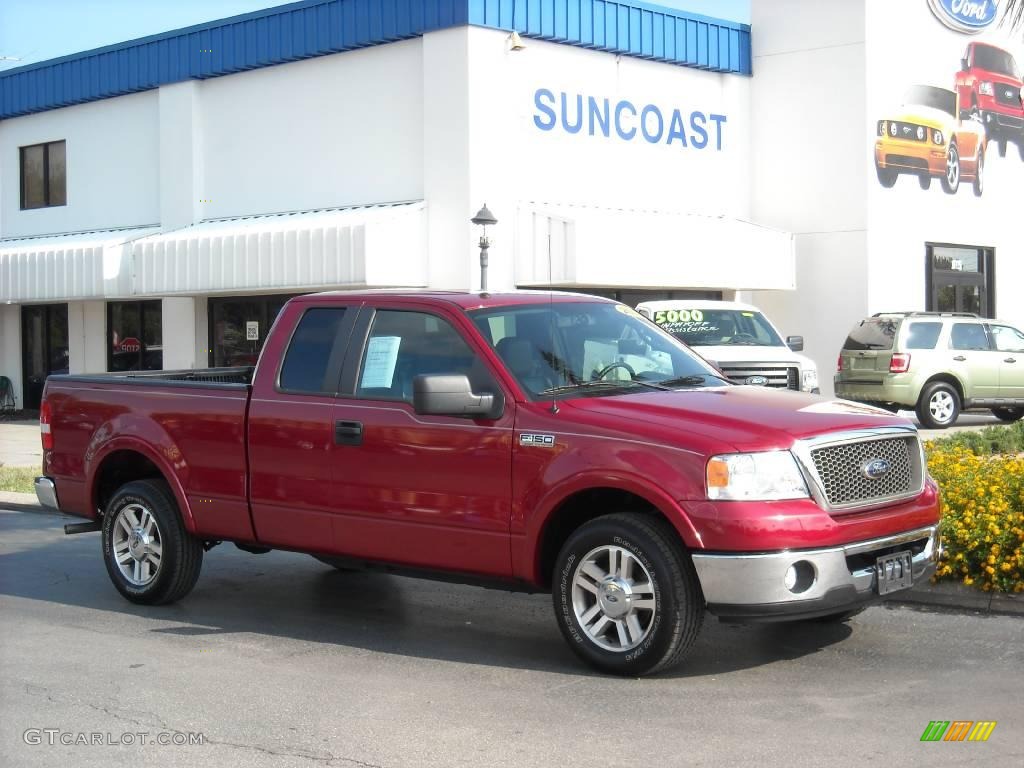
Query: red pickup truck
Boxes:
[
  {"xmin": 955, "ymin": 41, "xmax": 1024, "ymax": 160},
  {"xmin": 35, "ymin": 291, "xmax": 940, "ymax": 675}
]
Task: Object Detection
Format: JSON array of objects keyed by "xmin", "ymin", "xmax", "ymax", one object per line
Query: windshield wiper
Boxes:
[
  {"xmin": 658, "ymin": 373, "xmax": 731, "ymax": 388},
  {"xmin": 538, "ymin": 378, "xmax": 669, "ymax": 397}
]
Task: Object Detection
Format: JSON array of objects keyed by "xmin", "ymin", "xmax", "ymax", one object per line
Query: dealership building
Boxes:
[{"xmin": 1, "ymin": 0, "xmax": 1021, "ymax": 409}]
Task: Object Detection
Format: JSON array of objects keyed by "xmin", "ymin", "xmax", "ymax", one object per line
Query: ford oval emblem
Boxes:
[
  {"xmin": 861, "ymin": 458, "xmax": 891, "ymax": 480},
  {"xmin": 927, "ymin": 0, "xmax": 998, "ymax": 34},
  {"xmin": 744, "ymin": 375, "xmax": 769, "ymax": 386}
]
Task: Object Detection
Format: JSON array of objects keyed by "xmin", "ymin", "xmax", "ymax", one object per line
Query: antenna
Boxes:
[{"xmin": 548, "ymin": 228, "xmax": 559, "ymax": 414}]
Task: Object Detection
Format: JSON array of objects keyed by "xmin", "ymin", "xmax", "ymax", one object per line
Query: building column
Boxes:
[
  {"xmin": 162, "ymin": 297, "xmax": 198, "ymax": 370},
  {"xmin": 68, "ymin": 301, "xmax": 107, "ymax": 374},
  {"xmin": 0, "ymin": 304, "xmax": 22, "ymax": 409},
  {"xmin": 159, "ymin": 81, "xmax": 204, "ymax": 231}
]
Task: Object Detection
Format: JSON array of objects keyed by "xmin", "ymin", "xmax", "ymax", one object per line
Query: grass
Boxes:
[
  {"xmin": 924, "ymin": 420, "xmax": 1024, "ymax": 456},
  {"xmin": 0, "ymin": 465, "xmax": 37, "ymax": 494}
]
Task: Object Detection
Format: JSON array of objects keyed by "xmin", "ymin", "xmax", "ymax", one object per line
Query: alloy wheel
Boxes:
[
  {"xmin": 111, "ymin": 503, "xmax": 163, "ymax": 586},
  {"xmin": 929, "ymin": 391, "xmax": 955, "ymax": 425},
  {"xmin": 571, "ymin": 545, "xmax": 656, "ymax": 652}
]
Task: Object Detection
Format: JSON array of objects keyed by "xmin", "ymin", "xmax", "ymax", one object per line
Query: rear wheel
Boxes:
[
  {"xmin": 992, "ymin": 407, "xmax": 1024, "ymax": 423},
  {"xmin": 102, "ymin": 479, "xmax": 203, "ymax": 605},
  {"xmin": 972, "ymin": 147, "xmax": 984, "ymax": 197},
  {"xmin": 552, "ymin": 513, "xmax": 704, "ymax": 676},
  {"xmin": 916, "ymin": 382, "xmax": 960, "ymax": 429},
  {"xmin": 918, "ymin": 174, "xmax": 932, "ymax": 190}
]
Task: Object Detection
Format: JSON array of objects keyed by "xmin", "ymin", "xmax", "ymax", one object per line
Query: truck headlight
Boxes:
[
  {"xmin": 980, "ymin": 81, "xmax": 994, "ymax": 96},
  {"xmin": 801, "ymin": 368, "xmax": 819, "ymax": 392},
  {"xmin": 706, "ymin": 451, "xmax": 809, "ymax": 501}
]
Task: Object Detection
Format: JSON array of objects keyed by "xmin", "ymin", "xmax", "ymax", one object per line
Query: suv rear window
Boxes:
[
  {"xmin": 843, "ymin": 318, "xmax": 898, "ymax": 350},
  {"xmin": 905, "ymin": 322, "xmax": 942, "ymax": 350}
]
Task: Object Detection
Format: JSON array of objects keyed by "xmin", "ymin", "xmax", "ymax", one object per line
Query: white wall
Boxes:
[
  {"xmin": 750, "ymin": 0, "xmax": 868, "ymax": 396},
  {"xmin": 0, "ymin": 304, "xmax": 21, "ymax": 409},
  {"xmin": 0, "ymin": 91, "xmax": 160, "ymax": 239},
  {"xmin": 199, "ymin": 40, "xmax": 425, "ymax": 221},
  {"xmin": 864, "ymin": 0, "xmax": 1024, "ymax": 331}
]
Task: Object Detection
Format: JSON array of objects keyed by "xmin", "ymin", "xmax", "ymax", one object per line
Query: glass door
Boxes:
[
  {"xmin": 926, "ymin": 244, "xmax": 994, "ymax": 317},
  {"xmin": 21, "ymin": 304, "xmax": 69, "ymax": 410}
]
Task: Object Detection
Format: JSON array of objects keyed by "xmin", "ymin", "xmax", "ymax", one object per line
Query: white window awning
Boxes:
[
  {"xmin": 514, "ymin": 204, "xmax": 796, "ymax": 291},
  {"xmin": 0, "ymin": 202, "xmax": 426, "ymax": 303},
  {"xmin": 0, "ymin": 226, "xmax": 159, "ymax": 303},
  {"xmin": 132, "ymin": 202, "xmax": 426, "ymax": 296}
]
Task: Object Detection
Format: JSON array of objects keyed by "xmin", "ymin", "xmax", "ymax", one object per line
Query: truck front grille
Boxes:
[
  {"xmin": 809, "ymin": 436, "xmax": 917, "ymax": 508},
  {"xmin": 719, "ymin": 364, "xmax": 799, "ymax": 390},
  {"xmin": 995, "ymin": 84, "xmax": 1021, "ymax": 107}
]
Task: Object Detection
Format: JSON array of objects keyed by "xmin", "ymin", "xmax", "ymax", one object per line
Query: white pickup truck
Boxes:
[{"xmin": 636, "ymin": 300, "xmax": 820, "ymax": 393}]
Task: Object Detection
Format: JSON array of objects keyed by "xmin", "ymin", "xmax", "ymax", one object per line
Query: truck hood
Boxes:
[
  {"xmin": 565, "ymin": 386, "xmax": 912, "ymax": 454},
  {"xmin": 688, "ymin": 344, "xmax": 815, "ymax": 370}
]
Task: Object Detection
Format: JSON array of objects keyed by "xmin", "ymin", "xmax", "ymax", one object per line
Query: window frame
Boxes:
[
  {"xmin": 273, "ymin": 305, "xmax": 356, "ymax": 397},
  {"xmin": 20, "ymin": 140, "xmax": 67, "ymax": 210}
]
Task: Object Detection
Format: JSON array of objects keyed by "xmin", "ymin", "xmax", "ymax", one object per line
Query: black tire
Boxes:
[
  {"xmin": 875, "ymin": 164, "xmax": 897, "ymax": 188},
  {"xmin": 941, "ymin": 142, "xmax": 960, "ymax": 194},
  {"xmin": 918, "ymin": 174, "xmax": 932, "ymax": 190},
  {"xmin": 101, "ymin": 479, "xmax": 203, "ymax": 605},
  {"xmin": 1018, "ymin": 140, "xmax": 1024, "ymax": 162},
  {"xmin": 552, "ymin": 513, "xmax": 704, "ymax": 676},
  {"xmin": 916, "ymin": 381, "xmax": 961, "ymax": 429},
  {"xmin": 805, "ymin": 607, "xmax": 864, "ymax": 624},
  {"xmin": 992, "ymin": 407, "xmax": 1024, "ymax": 423},
  {"xmin": 997, "ymin": 139, "xmax": 1007, "ymax": 158},
  {"xmin": 972, "ymin": 147, "xmax": 984, "ymax": 197},
  {"xmin": 312, "ymin": 554, "xmax": 358, "ymax": 572}
]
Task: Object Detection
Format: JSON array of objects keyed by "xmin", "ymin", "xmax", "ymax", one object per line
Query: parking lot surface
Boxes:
[{"xmin": 1, "ymin": 507, "xmax": 1021, "ymax": 767}]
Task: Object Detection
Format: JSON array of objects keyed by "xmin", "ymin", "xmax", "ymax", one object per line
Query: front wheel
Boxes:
[
  {"xmin": 916, "ymin": 381, "xmax": 961, "ymax": 429},
  {"xmin": 918, "ymin": 174, "xmax": 932, "ymax": 190},
  {"xmin": 997, "ymin": 139, "xmax": 1007, "ymax": 158},
  {"xmin": 102, "ymin": 479, "xmax": 203, "ymax": 605},
  {"xmin": 875, "ymin": 164, "xmax": 897, "ymax": 188},
  {"xmin": 992, "ymin": 407, "xmax": 1024, "ymax": 423},
  {"xmin": 553, "ymin": 513, "xmax": 704, "ymax": 676},
  {"xmin": 941, "ymin": 143, "xmax": 960, "ymax": 194}
]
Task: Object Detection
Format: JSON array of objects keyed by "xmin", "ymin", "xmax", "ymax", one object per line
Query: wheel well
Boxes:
[
  {"xmin": 920, "ymin": 374, "xmax": 964, "ymax": 405},
  {"xmin": 536, "ymin": 488, "xmax": 673, "ymax": 589},
  {"xmin": 93, "ymin": 450, "xmax": 165, "ymax": 514}
]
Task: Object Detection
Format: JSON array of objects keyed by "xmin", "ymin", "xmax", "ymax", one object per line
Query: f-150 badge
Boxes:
[{"xmin": 520, "ymin": 433, "xmax": 556, "ymax": 447}]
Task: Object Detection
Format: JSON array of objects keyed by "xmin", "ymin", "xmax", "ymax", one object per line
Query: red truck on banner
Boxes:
[
  {"xmin": 34, "ymin": 292, "xmax": 940, "ymax": 675},
  {"xmin": 955, "ymin": 41, "xmax": 1024, "ymax": 159}
]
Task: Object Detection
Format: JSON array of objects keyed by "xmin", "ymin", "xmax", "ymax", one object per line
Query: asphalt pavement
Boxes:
[{"xmin": 1, "ymin": 507, "xmax": 1021, "ymax": 767}]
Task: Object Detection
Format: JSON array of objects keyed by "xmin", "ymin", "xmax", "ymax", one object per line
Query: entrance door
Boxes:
[
  {"xmin": 926, "ymin": 244, "xmax": 994, "ymax": 317},
  {"xmin": 21, "ymin": 304, "xmax": 69, "ymax": 410}
]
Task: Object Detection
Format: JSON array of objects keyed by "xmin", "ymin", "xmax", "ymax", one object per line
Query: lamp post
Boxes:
[{"xmin": 470, "ymin": 203, "xmax": 497, "ymax": 292}]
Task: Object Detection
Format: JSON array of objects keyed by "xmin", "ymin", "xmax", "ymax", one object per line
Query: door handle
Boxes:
[
  {"xmin": 952, "ymin": 355, "xmax": 966, "ymax": 362},
  {"xmin": 1006, "ymin": 358, "xmax": 1018, "ymax": 364},
  {"xmin": 334, "ymin": 420, "xmax": 363, "ymax": 446}
]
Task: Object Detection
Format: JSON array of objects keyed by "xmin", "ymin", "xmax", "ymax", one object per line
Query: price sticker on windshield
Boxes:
[{"xmin": 653, "ymin": 309, "xmax": 704, "ymax": 325}]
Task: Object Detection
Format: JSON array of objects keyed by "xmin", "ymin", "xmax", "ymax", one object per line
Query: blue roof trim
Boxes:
[{"xmin": 0, "ymin": 0, "xmax": 749, "ymax": 120}]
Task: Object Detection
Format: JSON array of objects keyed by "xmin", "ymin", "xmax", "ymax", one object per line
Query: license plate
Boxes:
[{"xmin": 876, "ymin": 550, "xmax": 913, "ymax": 595}]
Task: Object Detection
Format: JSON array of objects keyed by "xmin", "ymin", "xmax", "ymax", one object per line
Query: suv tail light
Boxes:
[
  {"xmin": 890, "ymin": 353, "xmax": 911, "ymax": 374},
  {"xmin": 837, "ymin": 354, "xmax": 844, "ymax": 372},
  {"xmin": 40, "ymin": 400, "xmax": 53, "ymax": 450}
]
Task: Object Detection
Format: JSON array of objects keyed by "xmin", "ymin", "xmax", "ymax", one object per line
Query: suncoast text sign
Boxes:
[
  {"xmin": 927, "ymin": 0, "xmax": 1000, "ymax": 34},
  {"xmin": 533, "ymin": 89, "xmax": 728, "ymax": 151}
]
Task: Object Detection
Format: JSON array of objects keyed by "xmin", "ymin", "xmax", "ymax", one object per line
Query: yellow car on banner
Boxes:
[{"xmin": 875, "ymin": 85, "xmax": 986, "ymax": 195}]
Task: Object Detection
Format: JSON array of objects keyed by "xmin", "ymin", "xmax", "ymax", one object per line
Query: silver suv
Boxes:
[{"xmin": 835, "ymin": 312, "xmax": 1024, "ymax": 429}]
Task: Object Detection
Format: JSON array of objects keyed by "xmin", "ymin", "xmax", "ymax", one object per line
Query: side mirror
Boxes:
[
  {"xmin": 412, "ymin": 374, "xmax": 502, "ymax": 419},
  {"xmin": 960, "ymin": 58, "xmax": 969, "ymax": 72},
  {"xmin": 786, "ymin": 335, "xmax": 804, "ymax": 352}
]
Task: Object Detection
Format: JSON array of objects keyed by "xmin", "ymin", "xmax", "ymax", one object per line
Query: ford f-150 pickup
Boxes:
[{"xmin": 35, "ymin": 291, "xmax": 941, "ymax": 675}]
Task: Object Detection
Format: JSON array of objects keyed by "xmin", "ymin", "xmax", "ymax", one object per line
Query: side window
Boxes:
[
  {"xmin": 905, "ymin": 322, "xmax": 942, "ymax": 350},
  {"xmin": 279, "ymin": 308, "xmax": 348, "ymax": 393},
  {"xmin": 356, "ymin": 310, "xmax": 493, "ymax": 402},
  {"xmin": 990, "ymin": 325, "xmax": 1024, "ymax": 353},
  {"xmin": 949, "ymin": 323, "xmax": 990, "ymax": 351}
]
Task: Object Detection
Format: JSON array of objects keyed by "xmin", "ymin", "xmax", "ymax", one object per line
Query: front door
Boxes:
[
  {"xmin": 21, "ymin": 304, "xmax": 69, "ymax": 410},
  {"xmin": 948, "ymin": 322, "xmax": 1000, "ymax": 401},
  {"xmin": 331, "ymin": 305, "xmax": 514, "ymax": 577},
  {"xmin": 989, "ymin": 324, "xmax": 1024, "ymax": 399}
]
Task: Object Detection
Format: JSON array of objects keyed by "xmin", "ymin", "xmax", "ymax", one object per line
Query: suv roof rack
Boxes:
[{"xmin": 871, "ymin": 311, "xmax": 981, "ymax": 318}]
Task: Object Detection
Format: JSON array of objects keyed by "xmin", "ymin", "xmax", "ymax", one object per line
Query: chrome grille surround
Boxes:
[{"xmin": 791, "ymin": 426, "xmax": 925, "ymax": 513}]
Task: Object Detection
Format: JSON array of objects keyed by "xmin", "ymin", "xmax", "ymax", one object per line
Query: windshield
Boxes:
[
  {"xmin": 904, "ymin": 86, "xmax": 956, "ymax": 117},
  {"xmin": 644, "ymin": 307, "xmax": 785, "ymax": 347},
  {"xmin": 974, "ymin": 45, "xmax": 1020, "ymax": 78},
  {"xmin": 469, "ymin": 302, "xmax": 728, "ymax": 400}
]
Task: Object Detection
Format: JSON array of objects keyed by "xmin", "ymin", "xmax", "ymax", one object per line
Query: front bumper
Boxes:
[
  {"xmin": 34, "ymin": 476, "xmax": 60, "ymax": 510},
  {"xmin": 979, "ymin": 109, "xmax": 1024, "ymax": 140},
  {"xmin": 692, "ymin": 525, "xmax": 939, "ymax": 622}
]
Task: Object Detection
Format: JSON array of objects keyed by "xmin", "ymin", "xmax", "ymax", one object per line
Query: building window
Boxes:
[
  {"xmin": 108, "ymin": 301, "xmax": 163, "ymax": 371},
  {"xmin": 20, "ymin": 140, "xmax": 67, "ymax": 209},
  {"xmin": 925, "ymin": 244, "xmax": 995, "ymax": 318},
  {"xmin": 208, "ymin": 294, "xmax": 300, "ymax": 367}
]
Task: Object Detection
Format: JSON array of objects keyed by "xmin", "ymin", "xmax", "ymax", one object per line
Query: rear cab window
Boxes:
[
  {"xmin": 278, "ymin": 307, "xmax": 349, "ymax": 393},
  {"xmin": 843, "ymin": 318, "xmax": 898, "ymax": 350}
]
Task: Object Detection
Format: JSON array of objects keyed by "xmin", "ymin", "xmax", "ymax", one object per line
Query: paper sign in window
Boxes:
[{"xmin": 360, "ymin": 336, "xmax": 402, "ymax": 389}]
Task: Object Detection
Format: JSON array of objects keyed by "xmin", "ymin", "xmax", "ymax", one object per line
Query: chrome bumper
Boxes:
[
  {"xmin": 692, "ymin": 525, "xmax": 939, "ymax": 617},
  {"xmin": 34, "ymin": 477, "xmax": 59, "ymax": 510}
]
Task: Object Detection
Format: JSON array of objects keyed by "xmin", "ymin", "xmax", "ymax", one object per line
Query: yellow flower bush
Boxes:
[{"xmin": 926, "ymin": 445, "xmax": 1024, "ymax": 593}]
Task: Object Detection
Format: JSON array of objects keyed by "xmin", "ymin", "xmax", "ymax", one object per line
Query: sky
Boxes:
[{"xmin": 0, "ymin": 0, "xmax": 751, "ymax": 71}]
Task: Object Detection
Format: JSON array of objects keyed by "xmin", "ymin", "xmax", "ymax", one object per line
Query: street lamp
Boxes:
[{"xmin": 470, "ymin": 203, "xmax": 497, "ymax": 292}]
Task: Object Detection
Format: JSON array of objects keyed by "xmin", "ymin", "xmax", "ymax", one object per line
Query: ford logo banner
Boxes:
[
  {"xmin": 861, "ymin": 458, "xmax": 892, "ymax": 480},
  {"xmin": 744, "ymin": 375, "xmax": 769, "ymax": 386},
  {"xmin": 927, "ymin": 0, "xmax": 999, "ymax": 34}
]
